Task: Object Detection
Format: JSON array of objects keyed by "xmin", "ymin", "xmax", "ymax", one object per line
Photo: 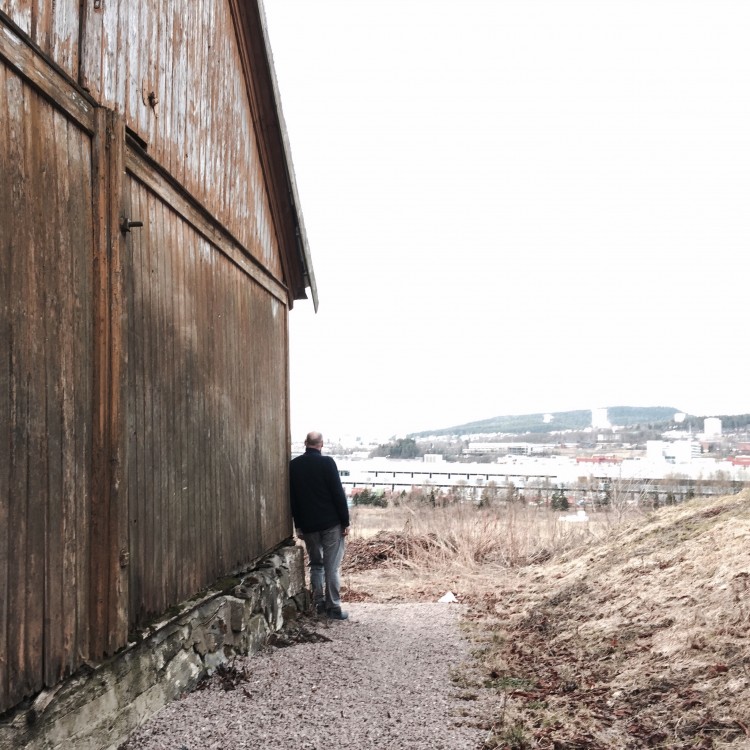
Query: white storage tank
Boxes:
[{"xmin": 704, "ymin": 418, "xmax": 722, "ymax": 437}]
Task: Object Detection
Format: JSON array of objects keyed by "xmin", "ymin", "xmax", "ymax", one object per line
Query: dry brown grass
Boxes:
[
  {"xmin": 342, "ymin": 494, "xmax": 750, "ymax": 749},
  {"xmin": 344, "ymin": 501, "xmax": 617, "ymax": 603}
]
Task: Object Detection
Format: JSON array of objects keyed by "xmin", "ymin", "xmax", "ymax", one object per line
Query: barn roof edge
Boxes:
[{"xmin": 256, "ymin": 0, "xmax": 318, "ymax": 313}]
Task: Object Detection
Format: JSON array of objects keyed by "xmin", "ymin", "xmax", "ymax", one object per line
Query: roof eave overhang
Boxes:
[{"xmin": 229, "ymin": 0, "xmax": 318, "ymax": 312}]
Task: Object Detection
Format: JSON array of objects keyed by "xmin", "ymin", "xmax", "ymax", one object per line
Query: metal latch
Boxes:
[{"xmin": 120, "ymin": 217, "xmax": 144, "ymax": 234}]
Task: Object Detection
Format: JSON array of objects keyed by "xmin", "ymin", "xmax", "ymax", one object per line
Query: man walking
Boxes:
[{"xmin": 290, "ymin": 431, "xmax": 350, "ymax": 620}]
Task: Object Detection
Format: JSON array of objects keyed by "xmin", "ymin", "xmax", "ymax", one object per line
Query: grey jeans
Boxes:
[{"xmin": 303, "ymin": 525, "xmax": 346, "ymax": 611}]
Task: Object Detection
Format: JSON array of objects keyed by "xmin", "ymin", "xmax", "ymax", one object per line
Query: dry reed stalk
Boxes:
[
  {"xmin": 347, "ymin": 500, "xmax": 610, "ymax": 576},
  {"xmin": 346, "ymin": 493, "xmax": 750, "ymax": 747}
]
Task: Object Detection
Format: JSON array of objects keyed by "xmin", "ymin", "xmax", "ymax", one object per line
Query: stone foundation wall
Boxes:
[{"xmin": 0, "ymin": 543, "xmax": 307, "ymax": 750}]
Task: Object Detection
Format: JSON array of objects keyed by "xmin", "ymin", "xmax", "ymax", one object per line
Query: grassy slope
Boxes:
[{"xmin": 344, "ymin": 494, "xmax": 750, "ymax": 749}]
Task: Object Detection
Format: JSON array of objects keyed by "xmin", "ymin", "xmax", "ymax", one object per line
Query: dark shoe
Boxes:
[
  {"xmin": 327, "ymin": 608, "xmax": 349, "ymax": 620},
  {"xmin": 314, "ymin": 601, "xmax": 326, "ymax": 616}
]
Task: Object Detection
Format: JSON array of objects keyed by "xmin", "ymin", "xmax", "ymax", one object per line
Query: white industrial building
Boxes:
[
  {"xmin": 704, "ymin": 418, "xmax": 722, "ymax": 437},
  {"xmin": 336, "ymin": 450, "xmax": 750, "ymax": 503}
]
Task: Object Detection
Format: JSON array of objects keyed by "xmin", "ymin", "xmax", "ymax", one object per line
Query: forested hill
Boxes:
[{"xmin": 409, "ymin": 406, "xmax": 682, "ymax": 438}]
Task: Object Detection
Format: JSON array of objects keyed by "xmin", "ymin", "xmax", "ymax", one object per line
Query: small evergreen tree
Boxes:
[
  {"xmin": 598, "ymin": 485, "xmax": 612, "ymax": 508},
  {"xmin": 551, "ymin": 486, "xmax": 569, "ymax": 511},
  {"xmin": 352, "ymin": 488, "xmax": 388, "ymax": 508}
]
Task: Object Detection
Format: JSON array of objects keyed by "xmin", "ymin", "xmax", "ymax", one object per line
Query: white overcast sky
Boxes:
[{"xmin": 262, "ymin": 1, "xmax": 750, "ymax": 441}]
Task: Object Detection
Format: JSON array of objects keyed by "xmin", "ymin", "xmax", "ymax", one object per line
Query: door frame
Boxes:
[{"xmin": 0, "ymin": 12, "xmax": 129, "ymax": 662}]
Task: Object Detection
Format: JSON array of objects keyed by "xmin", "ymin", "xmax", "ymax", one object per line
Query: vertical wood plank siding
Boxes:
[
  {"xmin": 0, "ymin": 61, "xmax": 94, "ymax": 710},
  {"xmin": 78, "ymin": 0, "xmax": 282, "ymax": 280},
  {"xmin": 0, "ymin": 0, "xmax": 80, "ymax": 79},
  {"xmin": 89, "ymin": 108, "xmax": 128, "ymax": 658},
  {"xmin": 1, "ymin": 0, "xmax": 299, "ymax": 711},
  {"xmin": 3, "ymin": 2, "xmax": 282, "ymax": 280},
  {"xmin": 125, "ymin": 173, "xmax": 291, "ymax": 627}
]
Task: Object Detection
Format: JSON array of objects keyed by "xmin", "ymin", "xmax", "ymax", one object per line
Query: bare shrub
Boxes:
[{"xmin": 349, "ymin": 499, "xmax": 608, "ymax": 574}]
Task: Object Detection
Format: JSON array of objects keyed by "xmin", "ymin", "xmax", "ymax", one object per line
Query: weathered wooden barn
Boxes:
[{"xmin": 0, "ymin": 0, "xmax": 316, "ymax": 715}]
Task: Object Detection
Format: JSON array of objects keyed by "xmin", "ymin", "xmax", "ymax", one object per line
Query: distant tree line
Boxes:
[
  {"xmin": 370, "ymin": 438, "xmax": 421, "ymax": 459},
  {"xmin": 408, "ymin": 408, "xmax": 750, "ymax": 440},
  {"xmin": 351, "ymin": 488, "xmax": 388, "ymax": 507},
  {"xmin": 369, "ymin": 438, "xmax": 469, "ymax": 460}
]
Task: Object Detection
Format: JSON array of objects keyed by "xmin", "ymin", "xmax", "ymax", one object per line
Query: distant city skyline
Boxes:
[
  {"xmin": 294, "ymin": 402, "xmax": 750, "ymax": 445},
  {"xmin": 314, "ymin": 404, "xmax": 748, "ymax": 445}
]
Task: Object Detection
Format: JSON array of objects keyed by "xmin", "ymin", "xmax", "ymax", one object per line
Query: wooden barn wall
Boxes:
[
  {"xmin": 124, "ymin": 170, "xmax": 291, "ymax": 627},
  {"xmin": 82, "ymin": 0, "xmax": 283, "ymax": 281},
  {"xmin": 2, "ymin": 0, "xmax": 285, "ymax": 307},
  {"xmin": 0, "ymin": 1, "xmax": 298, "ymax": 710},
  {"xmin": 0, "ymin": 59, "xmax": 94, "ymax": 711},
  {"xmin": 0, "ymin": 0, "xmax": 80, "ymax": 79}
]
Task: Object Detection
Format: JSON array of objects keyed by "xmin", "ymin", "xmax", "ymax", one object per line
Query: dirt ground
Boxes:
[
  {"xmin": 122, "ymin": 602, "xmax": 487, "ymax": 750},
  {"xmin": 481, "ymin": 493, "xmax": 750, "ymax": 749},
  {"xmin": 344, "ymin": 494, "xmax": 750, "ymax": 749},
  {"xmin": 125, "ymin": 493, "xmax": 750, "ymax": 749}
]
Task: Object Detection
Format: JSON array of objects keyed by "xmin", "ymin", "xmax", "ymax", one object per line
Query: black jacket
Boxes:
[{"xmin": 289, "ymin": 448, "xmax": 350, "ymax": 533}]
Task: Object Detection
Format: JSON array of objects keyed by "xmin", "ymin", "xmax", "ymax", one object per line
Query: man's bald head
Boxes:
[{"xmin": 305, "ymin": 431, "xmax": 323, "ymax": 449}]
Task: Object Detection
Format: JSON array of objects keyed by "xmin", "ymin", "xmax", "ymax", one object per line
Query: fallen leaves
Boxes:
[
  {"xmin": 463, "ymin": 494, "xmax": 750, "ymax": 748},
  {"xmin": 195, "ymin": 661, "xmax": 250, "ymax": 692}
]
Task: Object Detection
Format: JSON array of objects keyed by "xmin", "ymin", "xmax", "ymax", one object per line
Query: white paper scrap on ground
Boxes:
[{"xmin": 438, "ymin": 591, "xmax": 458, "ymax": 603}]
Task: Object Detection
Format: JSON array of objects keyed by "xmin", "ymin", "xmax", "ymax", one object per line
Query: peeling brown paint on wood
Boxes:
[
  {"xmin": 74, "ymin": 0, "xmax": 284, "ymax": 279},
  {"xmin": 89, "ymin": 107, "xmax": 128, "ymax": 657},
  {"xmin": 0, "ymin": 0, "xmax": 80, "ymax": 78},
  {"xmin": 0, "ymin": 15, "xmax": 94, "ymax": 131},
  {"xmin": 1, "ymin": 1, "xmax": 304, "ymax": 293},
  {"xmin": 4, "ymin": 0, "xmax": 81, "ymax": 78},
  {"xmin": 1, "ymin": 0, "xmax": 302, "ymax": 713},
  {"xmin": 0, "ymin": 60, "xmax": 95, "ymax": 710},
  {"xmin": 123, "ymin": 171, "xmax": 292, "ymax": 625},
  {"xmin": 0, "ymin": 55, "xmax": 10, "ymax": 714},
  {"xmin": 125, "ymin": 148, "xmax": 288, "ymax": 305}
]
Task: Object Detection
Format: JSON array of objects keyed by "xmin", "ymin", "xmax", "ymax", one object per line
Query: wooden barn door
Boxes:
[
  {"xmin": 121, "ymin": 153, "xmax": 293, "ymax": 629},
  {"xmin": 0, "ymin": 20, "xmax": 129, "ymax": 709},
  {"xmin": 0, "ymin": 60, "xmax": 95, "ymax": 709}
]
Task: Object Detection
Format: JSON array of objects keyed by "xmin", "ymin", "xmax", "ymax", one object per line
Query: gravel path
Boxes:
[{"xmin": 123, "ymin": 602, "xmax": 485, "ymax": 750}]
